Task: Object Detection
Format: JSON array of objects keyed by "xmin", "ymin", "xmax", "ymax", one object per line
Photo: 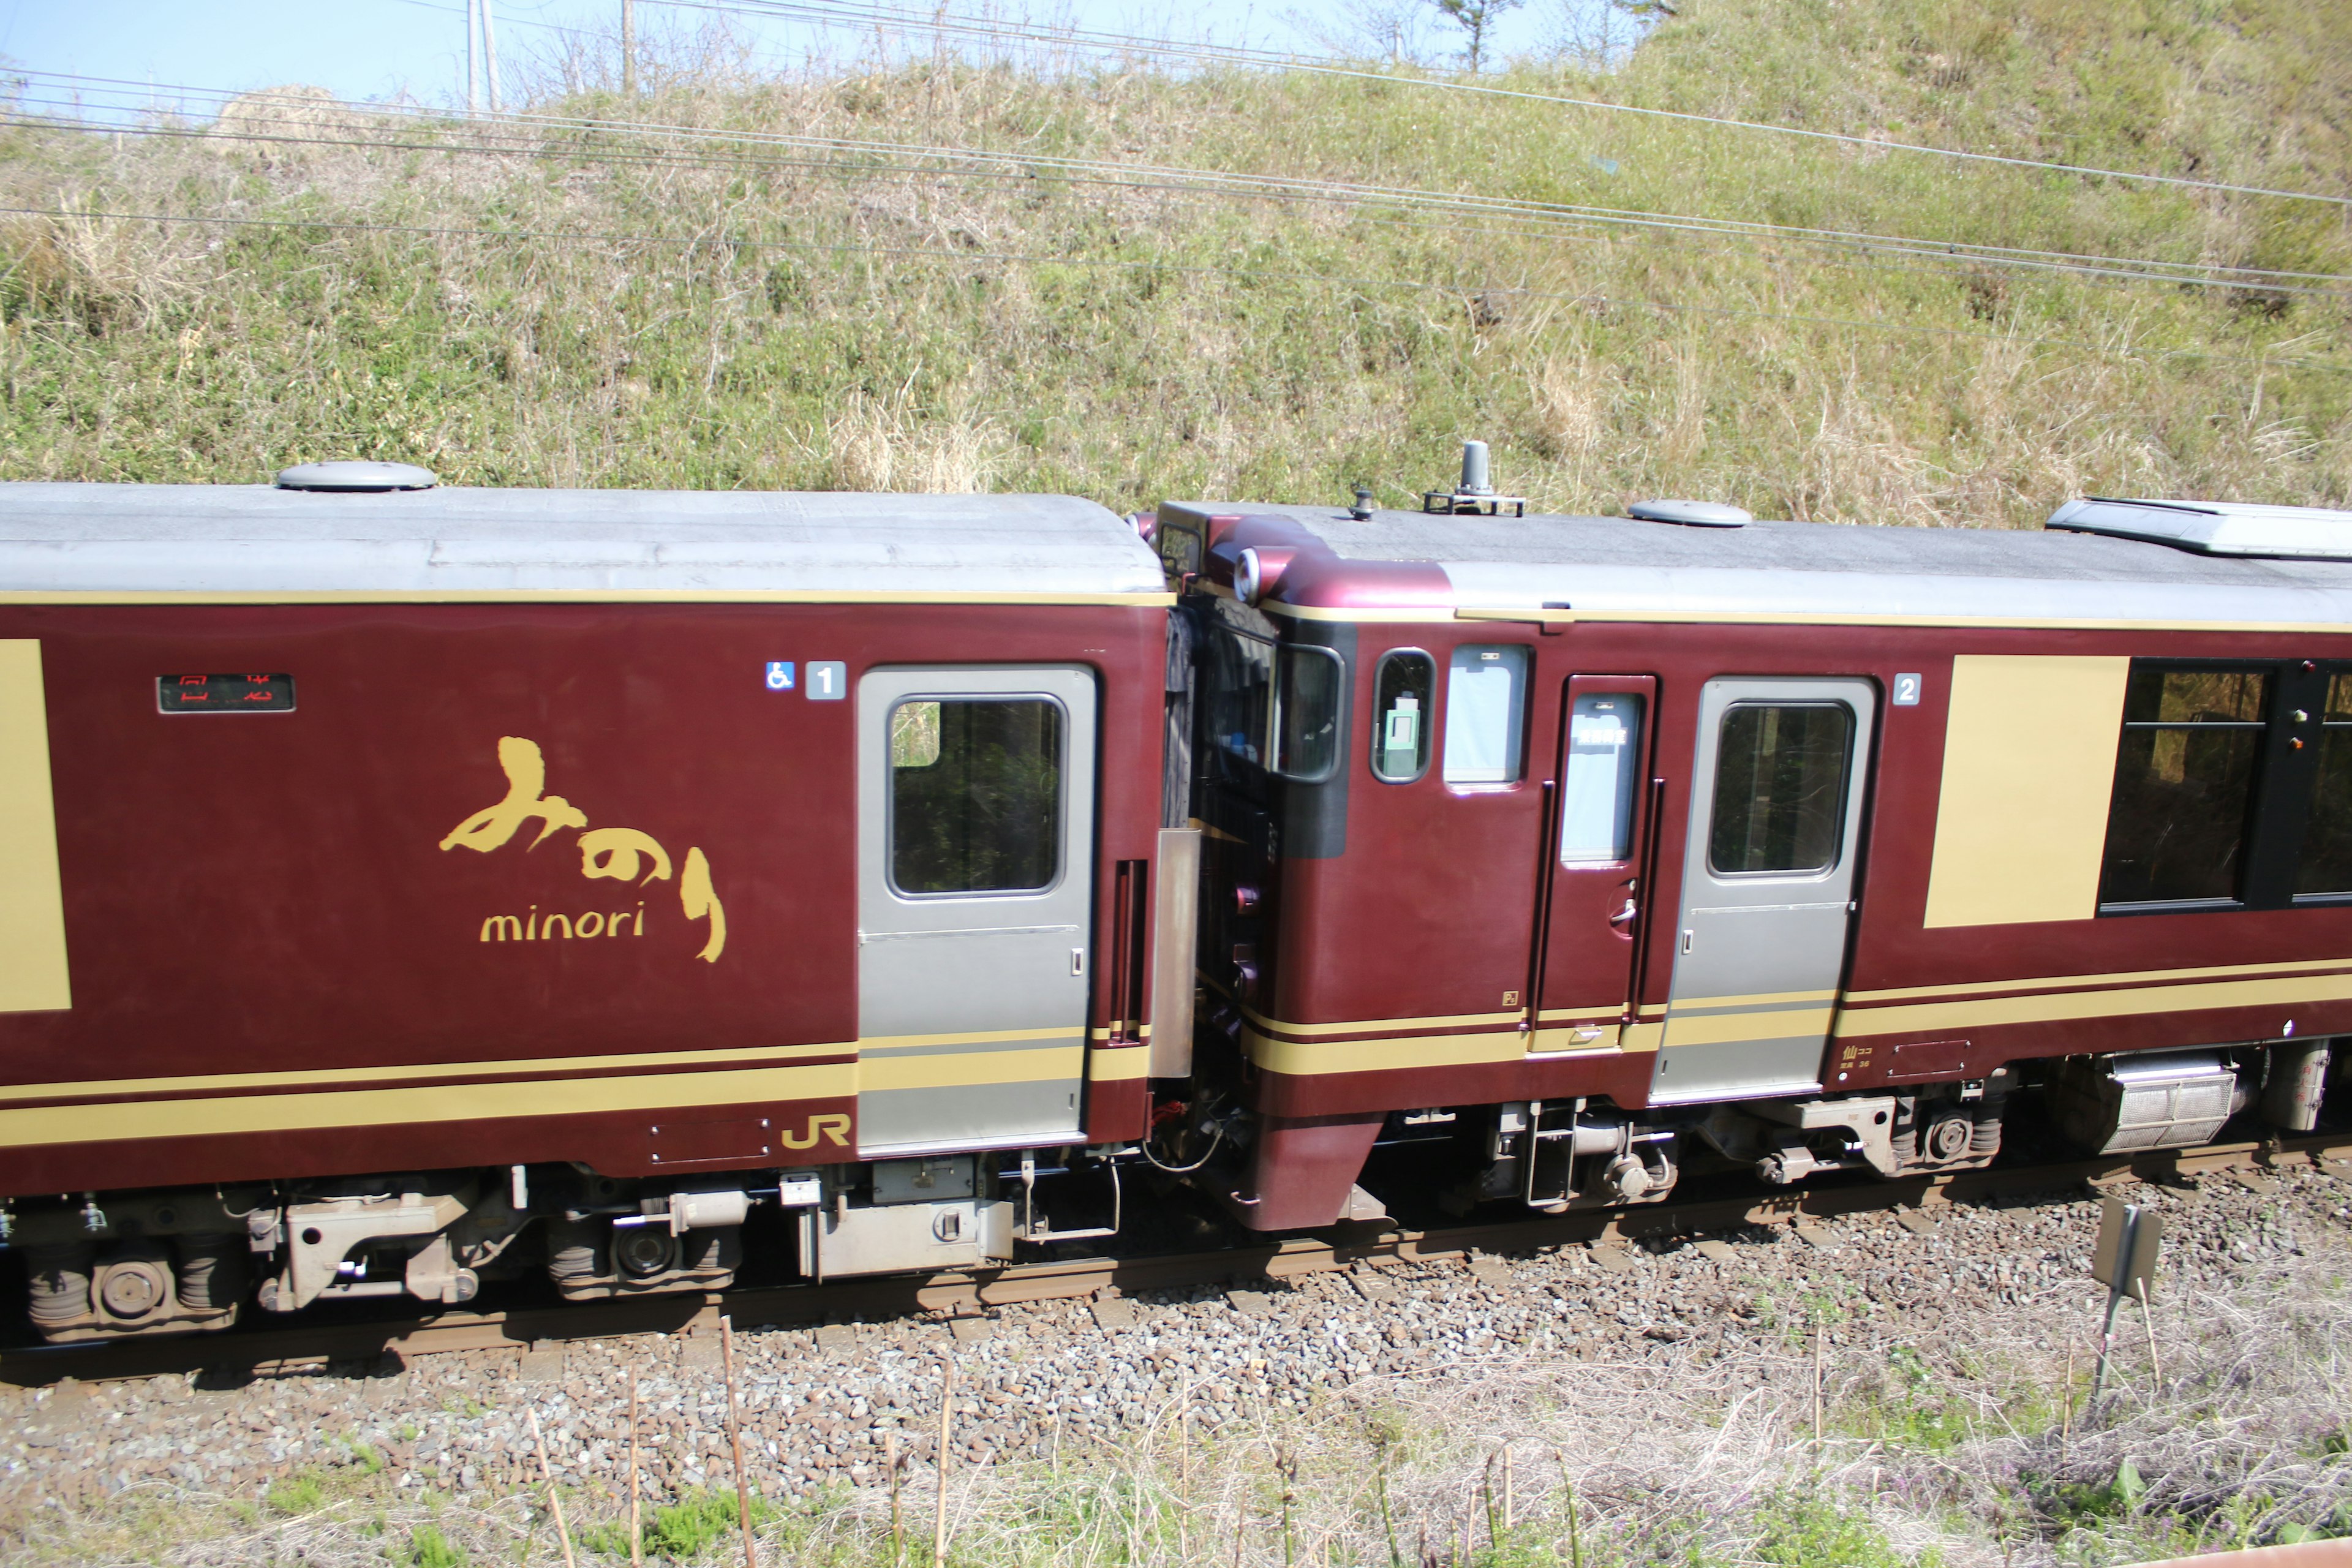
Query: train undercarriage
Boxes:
[{"xmin": 6, "ymin": 1039, "xmax": 2337, "ymax": 1344}]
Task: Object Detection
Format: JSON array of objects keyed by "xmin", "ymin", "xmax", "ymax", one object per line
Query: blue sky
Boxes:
[{"xmin": 0, "ymin": 0, "xmax": 1570, "ymax": 110}]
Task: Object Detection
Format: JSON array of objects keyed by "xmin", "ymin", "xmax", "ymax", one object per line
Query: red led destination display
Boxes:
[{"xmin": 157, "ymin": 674, "xmax": 296, "ymax": 714}]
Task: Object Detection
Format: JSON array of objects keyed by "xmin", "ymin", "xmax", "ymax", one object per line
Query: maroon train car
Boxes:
[
  {"xmin": 0, "ymin": 467, "xmax": 1185, "ymax": 1340},
  {"xmin": 1150, "ymin": 478, "xmax": 2348, "ymax": 1229}
]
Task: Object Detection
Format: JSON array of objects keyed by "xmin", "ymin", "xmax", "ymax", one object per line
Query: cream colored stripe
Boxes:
[
  {"xmin": 1244, "ymin": 1027, "xmax": 1523, "ymax": 1076},
  {"xmin": 1616, "ymin": 1022, "xmax": 1665, "ymax": 1054},
  {"xmin": 0, "ymin": 590, "xmax": 1177, "ymax": 608},
  {"xmin": 1239, "ymin": 1003, "xmax": 1524, "ymax": 1038},
  {"xmin": 0, "ymin": 1061, "xmax": 856, "ymax": 1150},
  {"xmin": 1087, "ymin": 1048, "xmax": 1152, "ymax": 1082},
  {"xmin": 1845, "ymin": 956, "xmax": 2352, "ymax": 1006},
  {"xmin": 1665, "ymin": 988, "xmax": 1838, "ymax": 1012},
  {"xmin": 1264, "ymin": 600, "xmax": 2352, "ymax": 634},
  {"xmin": 856, "ymin": 1027, "xmax": 1077, "ymax": 1052},
  {"xmin": 1834, "ymin": 971, "xmax": 2352, "ymax": 1039},
  {"xmin": 1663, "ymin": 1008, "xmax": 1834, "ymax": 1049},
  {"xmin": 1534, "ymin": 1007, "xmax": 1626, "ymax": 1024},
  {"xmin": 0, "ymin": 641, "xmax": 69, "ymax": 1014},
  {"xmin": 856, "ymin": 1045, "xmax": 1082, "ymax": 1092},
  {"xmin": 0, "ymin": 1038, "xmax": 855, "ymax": 1107}
]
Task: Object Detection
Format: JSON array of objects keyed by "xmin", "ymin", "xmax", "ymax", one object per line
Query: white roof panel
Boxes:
[
  {"xmin": 0, "ymin": 484, "xmax": 1166, "ymax": 599},
  {"xmin": 2045, "ymin": 497, "xmax": 2352, "ymax": 560}
]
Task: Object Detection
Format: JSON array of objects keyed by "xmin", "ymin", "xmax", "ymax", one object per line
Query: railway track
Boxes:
[{"xmin": 9, "ymin": 1132, "xmax": 2348, "ymax": 1390}]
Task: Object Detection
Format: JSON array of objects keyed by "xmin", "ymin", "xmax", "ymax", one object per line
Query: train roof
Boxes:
[
  {"xmin": 1161, "ymin": 499, "xmax": 2352, "ymax": 630},
  {"xmin": 0, "ymin": 483, "xmax": 1167, "ymax": 601}
]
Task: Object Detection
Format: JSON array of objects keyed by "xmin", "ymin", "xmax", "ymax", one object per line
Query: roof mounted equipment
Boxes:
[
  {"xmin": 1424, "ymin": 441, "xmax": 1527, "ymax": 518},
  {"xmin": 2046, "ymin": 497, "xmax": 2352, "ymax": 560},
  {"xmin": 1627, "ymin": 499, "xmax": 1751, "ymax": 527},
  {"xmin": 275, "ymin": 461, "xmax": 440, "ymax": 493}
]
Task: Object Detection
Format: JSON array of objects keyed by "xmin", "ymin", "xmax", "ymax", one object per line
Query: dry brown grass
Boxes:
[{"xmin": 0, "ymin": 0, "xmax": 2344, "ymax": 518}]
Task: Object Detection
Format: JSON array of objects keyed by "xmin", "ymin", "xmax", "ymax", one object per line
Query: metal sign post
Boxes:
[{"xmin": 2088, "ymin": 1197, "xmax": 2163, "ymax": 1406}]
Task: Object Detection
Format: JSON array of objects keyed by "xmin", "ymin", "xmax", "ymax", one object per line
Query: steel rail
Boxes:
[{"xmin": 6, "ymin": 1131, "xmax": 2345, "ymax": 1388}]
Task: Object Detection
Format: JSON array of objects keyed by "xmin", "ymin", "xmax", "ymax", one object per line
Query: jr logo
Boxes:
[
  {"xmin": 781, "ymin": 1113, "xmax": 852, "ymax": 1151},
  {"xmin": 441, "ymin": 737, "xmax": 728, "ymax": 963}
]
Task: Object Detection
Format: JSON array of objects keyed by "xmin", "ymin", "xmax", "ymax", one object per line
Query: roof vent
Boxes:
[
  {"xmin": 2047, "ymin": 497, "xmax": 2352, "ymax": 559},
  {"xmin": 1627, "ymin": 498, "xmax": 1751, "ymax": 527},
  {"xmin": 275, "ymin": 460, "xmax": 439, "ymax": 492}
]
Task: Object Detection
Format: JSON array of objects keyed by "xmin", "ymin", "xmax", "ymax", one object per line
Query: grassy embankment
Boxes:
[{"xmin": 0, "ymin": 0, "xmax": 2347, "ymax": 522}]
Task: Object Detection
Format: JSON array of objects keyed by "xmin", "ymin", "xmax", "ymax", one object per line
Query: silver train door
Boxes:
[
  {"xmin": 1650, "ymin": 677, "xmax": 1874, "ymax": 1104},
  {"xmin": 856, "ymin": 666, "xmax": 1096, "ymax": 1156}
]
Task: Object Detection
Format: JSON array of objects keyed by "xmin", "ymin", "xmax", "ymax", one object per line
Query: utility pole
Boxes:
[
  {"xmin": 481, "ymin": 0, "xmax": 502, "ymax": 114},
  {"xmin": 623, "ymin": 0, "xmax": 638, "ymax": 95},
  {"xmin": 466, "ymin": 0, "xmax": 480, "ymax": 115}
]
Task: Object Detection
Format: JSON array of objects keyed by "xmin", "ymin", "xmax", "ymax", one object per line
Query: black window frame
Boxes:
[
  {"xmin": 2097, "ymin": 656, "xmax": 2340, "ymax": 916},
  {"xmin": 1200, "ymin": 625, "xmax": 1348, "ymax": 790}
]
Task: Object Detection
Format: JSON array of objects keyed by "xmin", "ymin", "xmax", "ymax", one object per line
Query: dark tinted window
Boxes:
[
  {"xmin": 1205, "ymin": 628, "xmax": 1275, "ymax": 778},
  {"xmin": 1371, "ymin": 651, "xmax": 1434, "ymax": 782},
  {"xmin": 2297, "ymin": 673, "xmax": 2352, "ymax": 896},
  {"xmin": 2099, "ymin": 667, "xmax": 2268, "ymax": 905},
  {"xmin": 1708, "ymin": 704, "xmax": 1852, "ymax": 875},
  {"xmin": 1273, "ymin": 646, "xmax": 1344, "ymax": 781},
  {"xmin": 890, "ymin": 698, "xmax": 1062, "ymax": 894}
]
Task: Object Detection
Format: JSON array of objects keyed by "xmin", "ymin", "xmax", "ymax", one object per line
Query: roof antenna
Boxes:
[
  {"xmin": 1459, "ymin": 440, "xmax": 1493, "ymax": 497},
  {"xmin": 1349, "ymin": 483, "xmax": 1374, "ymax": 521},
  {"xmin": 1422, "ymin": 440, "xmax": 1526, "ymax": 517}
]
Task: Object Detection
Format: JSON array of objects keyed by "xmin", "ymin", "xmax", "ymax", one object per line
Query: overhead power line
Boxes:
[
  {"xmin": 662, "ymin": 0, "xmax": 2352, "ymax": 210},
  {"xmin": 4, "ymin": 201, "xmax": 2345, "ymax": 377},
  {"xmin": 12, "ymin": 74, "xmax": 2346, "ymax": 300}
]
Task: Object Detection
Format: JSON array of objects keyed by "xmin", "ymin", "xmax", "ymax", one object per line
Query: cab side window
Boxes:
[
  {"xmin": 1371, "ymin": 650, "xmax": 1434, "ymax": 782},
  {"xmin": 1442, "ymin": 645, "xmax": 1529, "ymax": 785}
]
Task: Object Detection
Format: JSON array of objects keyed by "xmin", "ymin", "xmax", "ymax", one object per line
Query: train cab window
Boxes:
[
  {"xmin": 2099, "ymin": 667, "xmax": 2269, "ymax": 907},
  {"xmin": 1442, "ymin": 645, "xmax": 1529, "ymax": 784},
  {"xmin": 1708, "ymin": 703, "xmax": 1852, "ymax": 875},
  {"xmin": 1273, "ymin": 645, "xmax": 1344, "ymax": 781},
  {"xmin": 1560, "ymin": 695, "xmax": 1645, "ymax": 861},
  {"xmin": 889, "ymin": 697, "xmax": 1063, "ymax": 895},
  {"xmin": 1371, "ymin": 651, "xmax": 1435, "ymax": 782},
  {"xmin": 1157, "ymin": 521, "xmax": 1203, "ymax": 582},
  {"xmin": 2297, "ymin": 674, "xmax": 2352, "ymax": 897},
  {"xmin": 1203, "ymin": 628, "xmax": 1344, "ymax": 783}
]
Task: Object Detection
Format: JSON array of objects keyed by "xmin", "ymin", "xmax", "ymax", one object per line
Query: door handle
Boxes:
[
  {"xmin": 1071, "ymin": 948, "xmax": 1086, "ymax": 976},
  {"xmin": 1681, "ymin": 929, "xmax": 1694, "ymax": 954},
  {"xmin": 1608, "ymin": 899, "xmax": 1638, "ymax": 927}
]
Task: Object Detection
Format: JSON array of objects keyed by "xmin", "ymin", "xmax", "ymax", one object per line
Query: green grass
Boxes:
[
  {"xmin": 580, "ymin": 1488, "xmax": 778, "ymax": 1561},
  {"xmin": 0, "ymin": 0, "xmax": 2344, "ymax": 522},
  {"xmin": 409, "ymin": 1521, "xmax": 469, "ymax": 1568}
]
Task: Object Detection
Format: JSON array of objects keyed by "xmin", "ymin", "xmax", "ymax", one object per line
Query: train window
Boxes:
[
  {"xmin": 2297, "ymin": 674, "xmax": 2352, "ymax": 897},
  {"xmin": 1371, "ymin": 651, "xmax": 1435, "ymax": 782},
  {"xmin": 1442, "ymin": 646, "xmax": 1529, "ymax": 784},
  {"xmin": 889, "ymin": 696, "xmax": 1063, "ymax": 895},
  {"xmin": 1272, "ymin": 645, "xmax": 1344, "ymax": 782},
  {"xmin": 2098, "ymin": 667, "xmax": 2268, "ymax": 907},
  {"xmin": 1205, "ymin": 629, "xmax": 1276, "ymax": 776},
  {"xmin": 1708, "ymin": 703, "xmax": 1852, "ymax": 875},
  {"xmin": 1560, "ymin": 694, "xmax": 1645, "ymax": 862},
  {"xmin": 1158, "ymin": 521, "xmax": 1203, "ymax": 582},
  {"xmin": 1202, "ymin": 630, "xmax": 1346, "ymax": 784}
]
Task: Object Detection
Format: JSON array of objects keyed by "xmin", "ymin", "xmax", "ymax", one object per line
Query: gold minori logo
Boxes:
[{"xmin": 440, "ymin": 737, "xmax": 727, "ymax": 963}]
